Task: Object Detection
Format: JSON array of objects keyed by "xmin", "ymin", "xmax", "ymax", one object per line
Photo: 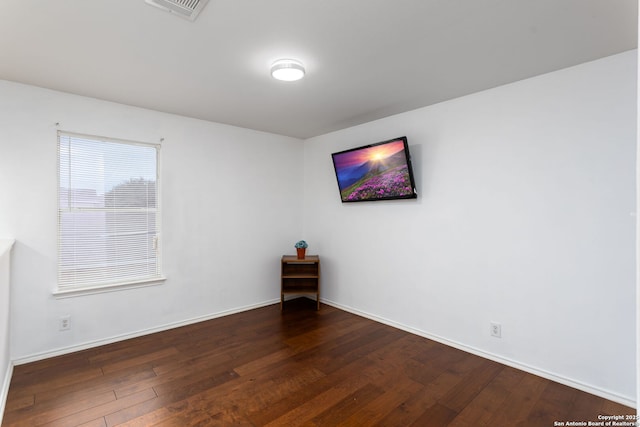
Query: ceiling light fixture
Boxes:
[{"xmin": 271, "ymin": 59, "xmax": 305, "ymax": 82}]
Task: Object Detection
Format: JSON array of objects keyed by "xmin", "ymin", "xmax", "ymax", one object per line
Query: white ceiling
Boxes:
[{"xmin": 0, "ymin": 0, "xmax": 636, "ymax": 139}]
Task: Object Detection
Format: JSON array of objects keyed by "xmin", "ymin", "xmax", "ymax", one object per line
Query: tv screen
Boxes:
[{"xmin": 331, "ymin": 136, "xmax": 417, "ymax": 202}]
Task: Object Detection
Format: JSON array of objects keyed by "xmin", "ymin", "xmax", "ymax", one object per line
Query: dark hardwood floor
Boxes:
[{"xmin": 2, "ymin": 298, "xmax": 634, "ymax": 426}]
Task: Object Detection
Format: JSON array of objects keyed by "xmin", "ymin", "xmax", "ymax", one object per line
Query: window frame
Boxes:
[{"xmin": 54, "ymin": 131, "xmax": 165, "ymax": 297}]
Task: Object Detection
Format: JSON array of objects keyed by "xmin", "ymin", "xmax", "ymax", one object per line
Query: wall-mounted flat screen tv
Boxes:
[{"xmin": 331, "ymin": 136, "xmax": 417, "ymax": 202}]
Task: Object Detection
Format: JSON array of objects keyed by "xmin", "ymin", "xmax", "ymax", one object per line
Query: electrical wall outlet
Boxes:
[
  {"xmin": 490, "ymin": 322, "xmax": 501, "ymax": 338},
  {"xmin": 59, "ymin": 315, "xmax": 71, "ymax": 331}
]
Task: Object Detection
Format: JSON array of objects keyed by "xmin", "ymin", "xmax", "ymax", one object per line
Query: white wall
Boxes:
[
  {"xmin": 0, "ymin": 239, "xmax": 15, "ymax": 425},
  {"xmin": 303, "ymin": 50, "xmax": 637, "ymax": 405},
  {"xmin": 636, "ymin": 6, "xmax": 640, "ymax": 413},
  {"xmin": 0, "ymin": 80, "xmax": 304, "ymax": 360}
]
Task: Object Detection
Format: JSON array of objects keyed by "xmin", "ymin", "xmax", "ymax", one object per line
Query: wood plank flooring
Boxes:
[{"xmin": 2, "ymin": 298, "xmax": 634, "ymax": 426}]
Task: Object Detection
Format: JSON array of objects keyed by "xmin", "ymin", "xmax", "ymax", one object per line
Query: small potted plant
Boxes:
[{"xmin": 295, "ymin": 240, "xmax": 308, "ymax": 259}]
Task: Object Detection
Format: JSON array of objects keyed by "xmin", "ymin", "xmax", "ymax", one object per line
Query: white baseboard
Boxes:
[
  {"xmin": 0, "ymin": 361, "xmax": 13, "ymax": 426},
  {"xmin": 321, "ymin": 298, "xmax": 636, "ymax": 409},
  {"xmin": 9, "ymin": 297, "xmax": 636, "ymax": 409},
  {"xmin": 13, "ymin": 299, "xmax": 279, "ymax": 366}
]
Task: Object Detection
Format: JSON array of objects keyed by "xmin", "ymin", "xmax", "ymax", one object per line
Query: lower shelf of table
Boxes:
[{"xmin": 280, "ymin": 290, "xmax": 320, "ymax": 311}]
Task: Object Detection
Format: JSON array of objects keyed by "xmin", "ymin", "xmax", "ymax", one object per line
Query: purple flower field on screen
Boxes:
[{"xmin": 345, "ymin": 165, "xmax": 413, "ymax": 201}]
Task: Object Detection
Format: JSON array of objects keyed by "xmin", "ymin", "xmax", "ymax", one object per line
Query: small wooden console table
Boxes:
[{"xmin": 280, "ymin": 255, "xmax": 320, "ymax": 311}]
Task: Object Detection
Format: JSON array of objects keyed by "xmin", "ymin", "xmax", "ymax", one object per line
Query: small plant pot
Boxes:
[{"xmin": 296, "ymin": 248, "xmax": 306, "ymax": 259}]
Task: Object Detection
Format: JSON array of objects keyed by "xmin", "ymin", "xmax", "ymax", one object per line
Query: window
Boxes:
[{"xmin": 57, "ymin": 132, "xmax": 162, "ymax": 293}]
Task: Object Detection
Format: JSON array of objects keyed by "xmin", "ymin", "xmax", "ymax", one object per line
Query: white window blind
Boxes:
[{"xmin": 57, "ymin": 132, "xmax": 161, "ymax": 291}]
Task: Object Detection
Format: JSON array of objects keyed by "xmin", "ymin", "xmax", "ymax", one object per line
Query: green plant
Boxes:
[{"xmin": 295, "ymin": 240, "xmax": 308, "ymax": 249}]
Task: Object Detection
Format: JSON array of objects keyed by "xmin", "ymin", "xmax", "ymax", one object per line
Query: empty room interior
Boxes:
[{"xmin": 0, "ymin": 0, "xmax": 639, "ymax": 425}]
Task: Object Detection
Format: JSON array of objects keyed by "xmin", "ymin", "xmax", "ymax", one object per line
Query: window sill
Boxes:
[{"xmin": 53, "ymin": 276, "xmax": 167, "ymax": 299}]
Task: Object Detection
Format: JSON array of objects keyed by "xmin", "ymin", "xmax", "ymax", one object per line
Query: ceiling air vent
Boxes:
[{"xmin": 145, "ymin": 0, "xmax": 209, "ymax": 21}]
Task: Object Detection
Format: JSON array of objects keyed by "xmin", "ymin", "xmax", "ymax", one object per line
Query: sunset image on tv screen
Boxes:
[{"xmin": 332, "ymin": 139, "xmax": 415, "ymax": 202}]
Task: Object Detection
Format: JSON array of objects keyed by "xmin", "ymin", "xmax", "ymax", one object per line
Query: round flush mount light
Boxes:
[{"xmin": 270, "ymin": 59, "xmax": 305, "ymax": 82}]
